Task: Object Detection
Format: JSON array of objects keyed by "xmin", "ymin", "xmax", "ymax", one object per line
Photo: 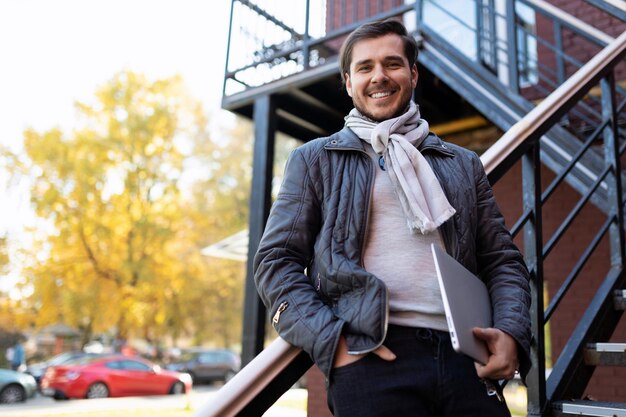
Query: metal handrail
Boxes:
[
  {"xmin": 191, "ymin": 338, "xmax": 304, "ymax": 417},
  {"xmin": 582, "ymin": 0, "xmax": 626, "ymax": 22},
  {"xmin": 523, "ymin": 0, "xmax": 614, "ymax": 46}
]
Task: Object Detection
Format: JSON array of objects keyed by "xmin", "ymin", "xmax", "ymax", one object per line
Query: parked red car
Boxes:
[{"xmin": 40, "ymin": 355, "xmax": 192, "ymax": 400}]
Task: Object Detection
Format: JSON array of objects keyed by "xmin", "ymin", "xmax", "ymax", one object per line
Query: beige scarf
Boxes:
[{"xmin": 345, "ymin": 101, "xmax": 456, "ymax": 234}]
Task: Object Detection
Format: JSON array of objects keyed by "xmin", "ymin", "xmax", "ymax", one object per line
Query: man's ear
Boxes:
[
  {"xmin": 345, "ymin": 73, "xmax": 353, "ymax": 97},
  {"xmin": 411, "ymin": 64, "xmax": 418, "ymax": 89}
]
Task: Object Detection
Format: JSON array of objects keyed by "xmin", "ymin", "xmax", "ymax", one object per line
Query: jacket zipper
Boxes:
[
  {"xmin": 358, "ymin": 150, "xmax": 375, "ymax": 268},
  {"xmin": 426, "ymin": 154, "xmax": 458, "ymax": 258},
  {"xmin": 272, "ymin": 301, "xmax": 288, "ymax": 326},
  {"xmin": 346, "ymin": 149, "xmax": 390, "ymax": 355}
]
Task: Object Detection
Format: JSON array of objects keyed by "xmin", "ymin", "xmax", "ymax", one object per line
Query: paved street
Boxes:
[
  {"xmin": 0, "ymin": 385, "xmax": 214, "ymax": 416},
  {"xmin": 0, "ymin": 386, "xmax": 307, "ymax": 417}
]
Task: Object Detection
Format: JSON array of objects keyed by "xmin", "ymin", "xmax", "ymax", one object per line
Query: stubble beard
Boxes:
[{"xmin": 353, "ymin": 83, "xmax": 413, "ymax": 122}]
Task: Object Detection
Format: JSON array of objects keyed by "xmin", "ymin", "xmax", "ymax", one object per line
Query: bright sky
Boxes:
[
  {"xmin": 0, "ymin": 0, "xmax": 233, "ymax": 293},
  {"xmin": 0, "ymin": 0, "xmax": 231, "ymax": 143}
]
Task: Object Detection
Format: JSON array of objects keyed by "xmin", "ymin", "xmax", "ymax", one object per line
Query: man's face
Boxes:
[{"xmin": 345, "ymin": 33, "xmax": 418, "ymax": 122}]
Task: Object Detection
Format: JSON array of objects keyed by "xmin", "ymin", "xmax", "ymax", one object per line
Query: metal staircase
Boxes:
[
  {"xmin": 201, "ymin": 1, "xmax": 626, "ymax": 416},
  {"xmin": 418, "ymin": 7, "xmax": 626, "ymax": 413},
  {"xmin": 418, "ymin": 0, "xmax": 624, "ymax": 216},
  {"xmin": 551, "ymin": 291, "xmax": 626, "ymax": 417}
]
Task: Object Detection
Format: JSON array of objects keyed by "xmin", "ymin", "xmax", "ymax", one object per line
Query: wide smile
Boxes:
[{"xmin": 368, "ymin": 90, "xmax": 396, "ymax": 99}]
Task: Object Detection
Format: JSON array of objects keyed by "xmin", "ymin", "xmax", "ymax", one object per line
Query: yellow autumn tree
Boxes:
[{"xmin": 11, "ymin": 71, "xmax": 252, "ymax": 349}]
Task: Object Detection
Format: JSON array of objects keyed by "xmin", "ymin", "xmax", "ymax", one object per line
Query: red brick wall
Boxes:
[
  {"xmin": 524, "ymin": 0, "xmax": 626, "ymax": 101},
  {"xmin": 547, "ymin": 0, "xmax": 625, "ymax": 38},
  {"xmin": 325, "ymin": 0, "xmax": 404, "ymax": 31},
  {"xmin": 323, "ymin": 0, "xmax": 405, "ymax": 57}
]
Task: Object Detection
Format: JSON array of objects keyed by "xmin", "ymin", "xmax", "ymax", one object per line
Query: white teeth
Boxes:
[{"xmin": 371, "ymin": 91, "xmax": 391, "ymax": 98}]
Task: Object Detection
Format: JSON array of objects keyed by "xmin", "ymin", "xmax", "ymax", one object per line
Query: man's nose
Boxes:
[{"xmin": 371, "ymin": 65, "xmax": 388, "ymax": 83}]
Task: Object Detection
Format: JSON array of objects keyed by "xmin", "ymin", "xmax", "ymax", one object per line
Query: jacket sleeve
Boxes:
[
  {"xmin": 253, "ymin": 146, "xmax": 344, "ymax": 378},
  {"xmin": 472, "ymin": 153, "xmax": 533, "ymax": 381}
]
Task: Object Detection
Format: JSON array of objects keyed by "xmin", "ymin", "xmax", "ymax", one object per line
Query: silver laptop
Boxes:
[{"xmin": 431, "ymin": 243, "xmax": 492, "ymax": 365}]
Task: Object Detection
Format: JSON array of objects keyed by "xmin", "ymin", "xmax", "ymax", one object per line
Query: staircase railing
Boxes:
[
  {"xmin": 582, "ymin": 0, "xmax": 626, "ymax": 25},
  {"xmin": 481, "ymin": 30, "xmax": 626, "ymax": 416},
  {"xmin": 417, "ymin": 1, "xmax": 626, "ymax": 226},
  {"xmin": 192, "ymin": 338, "xmax": 310, "ymax": 417},
  {"xmin": 202, "ymin": 23, "xmax": 626, "ymax": 417}
]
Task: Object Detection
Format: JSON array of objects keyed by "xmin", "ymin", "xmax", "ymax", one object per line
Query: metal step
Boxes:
[
  {"xmin": 584, "ymin": 343, "xmax": 626, "ymax": 366},
  {"xmin": 615, "ymin": 289, "xmax": 626, "ymax": 310},
  {"xmin": 554, "ymin": 400, "xmax": 626, "ymax": 416}
]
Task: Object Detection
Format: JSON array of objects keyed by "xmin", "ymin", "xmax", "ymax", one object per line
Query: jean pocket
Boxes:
[{"xmin": 331, "ymin": 353, "xmax": 369, "ymax": 377}]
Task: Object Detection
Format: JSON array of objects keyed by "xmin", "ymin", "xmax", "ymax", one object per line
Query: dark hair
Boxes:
[{"xmin": 339, "ymin": 19, "xmax": 418, "ymax": 85}]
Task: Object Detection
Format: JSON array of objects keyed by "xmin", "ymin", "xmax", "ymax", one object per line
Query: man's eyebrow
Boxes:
[
  {"xmin": 384, "ymin": 55, "xmax": 406, "ymax": 63},
  {"xmin": 352, "ymin": 55, "xmax": 406, "ymax": 67},
  {"xmin": 353, "ymin": 58, "xmax": 373, "ymax": 67}
]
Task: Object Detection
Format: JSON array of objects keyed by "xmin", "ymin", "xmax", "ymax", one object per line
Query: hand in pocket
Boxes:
[{"xmin": 333, "ymin": 336, "xmax": 396, "ymax": 368}]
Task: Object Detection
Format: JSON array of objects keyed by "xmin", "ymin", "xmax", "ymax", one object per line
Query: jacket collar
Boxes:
[{"xmin": 324, "ymin": 126, "xmax": 455, "ymax": 157}]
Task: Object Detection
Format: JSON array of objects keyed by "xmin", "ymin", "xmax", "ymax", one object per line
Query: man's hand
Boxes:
[
  {"xmin": 472, "ymin": 327, "xmax": 519, "ymax": 380},
  {"xmin": 333, "ymin": 336, "xmax": 396, "ymax": 368}
]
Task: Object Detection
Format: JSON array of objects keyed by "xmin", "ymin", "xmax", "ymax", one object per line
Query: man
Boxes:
[{"xmin": 254, "ymin": 19, "xmax": 531, "ymax": 417}]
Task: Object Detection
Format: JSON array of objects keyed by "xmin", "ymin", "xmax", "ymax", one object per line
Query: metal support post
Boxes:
[
  {"xmin": 505, "ymin": 0, "xmax": 520, "ymax": 92},
  {"xmin": 222, "ymin": 0, "xmax": 236, "ymax": 97},
  {"xmin": 242, "ymin": 95, "xmax": 277, "ymax": 366},
  {"xmin": 601, "ymin": 73, "xmax": 625, "ymax": 267},
  {"xmin": 523, "ymin": 143, "xmax": 547, "ymax": 416},
  {"xmin": 303, "ymin": 0, "xmax": 311, "ymax": 70},
  {"xmin": 414, "ymin": 0, "xmax": 423, "ymax": 29},
  {"xmin": 476, "ymin": 0, "xmax": 484, "ymax": 66}
]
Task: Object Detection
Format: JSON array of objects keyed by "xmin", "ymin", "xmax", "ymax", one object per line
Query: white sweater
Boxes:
[{"xmin": 362, "ymin": 143, "xmax": 449, "ymax": 331}]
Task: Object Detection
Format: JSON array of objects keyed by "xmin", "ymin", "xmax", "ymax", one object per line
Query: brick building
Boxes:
[{"xmin": 218, "ymin": 1, "xmax": 626, "ymax": 416}]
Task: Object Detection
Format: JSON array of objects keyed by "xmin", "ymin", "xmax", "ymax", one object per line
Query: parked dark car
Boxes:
[
  {"xmin": 40, "ymin": 355, "xmax": 192, "ymax": 400},
  {"xmin": 26, "ymin": 351, "xmax": 105, "ymax": 384},
  {"xmin": 0, "ymin": 369, "xmax": 37, "ymax": 404},
  {"xmin": 165, "ymin": 349, "xmax": 240, "ymax": 384}
]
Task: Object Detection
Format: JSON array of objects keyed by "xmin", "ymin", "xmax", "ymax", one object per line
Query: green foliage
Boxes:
[{"xmin": 7, "ymin": 71, "xmax": 254, "ymax": 349}]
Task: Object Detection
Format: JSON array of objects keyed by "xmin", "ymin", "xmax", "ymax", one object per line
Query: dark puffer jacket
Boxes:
[{"xmin": 254, "ymin": 127, "xmax": 531, "ymax": 380}]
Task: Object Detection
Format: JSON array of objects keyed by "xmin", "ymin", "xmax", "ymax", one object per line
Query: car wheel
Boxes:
[
  {"xmin": 170, "ymin": 381, "xmax": 185, "ymax": 395},
  {"xmin": 0, "ymin": 384, "xmax": 25, "ymax": 404},
  {"xmin": 86, "ymin": 382, "xmax": 109, "ymax": 399}
]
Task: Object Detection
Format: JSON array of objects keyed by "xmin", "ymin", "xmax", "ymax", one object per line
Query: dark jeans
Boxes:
[{"xmin": 327, "ymin": 325, "xmax": 511, "ymax": 417}]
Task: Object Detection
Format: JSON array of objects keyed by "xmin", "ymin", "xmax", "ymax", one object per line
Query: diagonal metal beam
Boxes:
[{"xmin": 236, "ymin": 0, "xmax": 302, "ymax": 38}]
